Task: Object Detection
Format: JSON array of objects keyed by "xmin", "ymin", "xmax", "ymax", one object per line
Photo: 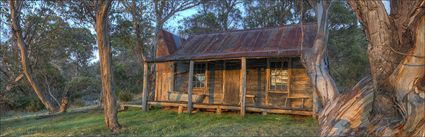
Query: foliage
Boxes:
[
  {"xmin": 3, "ymin": 83, "xmax": 42, "ymax": 111},
  {"xmin": 110, "ymin": 17, "xmax": 144, "ymax": 95},
  {"xmin": 179, "ymin": 12, "xmax": 224, "ymax": 35},
  {"xmin": 327, "ymin": 1, "xmax": 369, "ymax": 90},
  {"xmin": 1, "ymin": 109, "xmax": 318, "ymax": 136},
  {"xmin": 179, "ymin": 0, "xmax": 242, "ymax": 35},
  {"xmin": 118, "ymin": 89, "xmax": 133, "ymax": 102},
  {"xmin": 243, "ymin": 0, "xmax": 315, "ymax": 29},
  {"xmin": 0, "ymin": 2, "xmax": 97, "ymax": 111},
  {"xmin": 24, "ymin": 100, "xmax": 44, "ymax": 112},
  {"xmin": 65, "ymin": 76, "xmax": 101, "ymax": 104}
]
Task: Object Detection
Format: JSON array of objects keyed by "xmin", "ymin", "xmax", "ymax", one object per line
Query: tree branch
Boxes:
[
  {"xmin": 389, "ymin": 15, "xmax": 425, "ymax": 104},
  {"xmin": 347, "ymin": 0, "xmax": 402, "ymax": 87},
  {"xmin": 301, "ymin": 0, "xmax": 338, "ymax": 115}
]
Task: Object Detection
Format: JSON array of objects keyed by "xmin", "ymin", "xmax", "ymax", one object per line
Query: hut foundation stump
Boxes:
[
  {"xmin": 178, "ymin": 105, "xmax": 183, "ymax": 114},
  {"xmin": 216, "ymin": 106, "xmax": 222, "ymax": 114}
]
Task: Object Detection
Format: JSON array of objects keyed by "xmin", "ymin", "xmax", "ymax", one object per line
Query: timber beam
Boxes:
[
  {"xmin": 142, "ymin": 62, "xmax": 149, "ymax": 112},
  {"xmin": 187, "ymin": 60, "xmax": 194, "ymax": 114},
  {"xmin": 240, "ymin": 57, "xmax": 247, "ymax": 117}
]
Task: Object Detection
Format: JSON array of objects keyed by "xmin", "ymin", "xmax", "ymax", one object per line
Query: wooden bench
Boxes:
[
  {"xmin": 239, "ymin": 94, "xmax": 256, "ymax": 105},
  {"xmin": 168, "ymin": 91, "xmax": 207, "ymax": 103},
  {"xmin": 285, "ymin": 96, "xmax": 310, "ymax": 109}
]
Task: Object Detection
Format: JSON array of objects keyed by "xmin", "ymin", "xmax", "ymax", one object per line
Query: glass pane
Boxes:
[
  {"xmin": 193, "ymin": 63, "xmax": 206, "ymax": 88},
  {"xmin": 270, "ymin": 61, "xmax": 288, "ymax": 90}
]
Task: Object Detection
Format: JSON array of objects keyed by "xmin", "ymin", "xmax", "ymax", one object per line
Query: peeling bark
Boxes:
[
  {"xmin": 94, "ymin": 0, "xmax": 121, "ymax": 131},
  {"xmin": 302, "ymin": 0, "xmax": 424, "ymax": 136},
  {"xmin": 303, "ymin": 0, "xmax": 338, "ymax": 115},
  {"xmin": 319, "ymin": 76, "xmax": 374, "ymax": 136},
  {"xmin": 59, "ymin": 97, "xmax": 69, "ymax": 113},
  {"xmin": 388, "ymin": 15, "xmax": 425, "ymax": 137}
]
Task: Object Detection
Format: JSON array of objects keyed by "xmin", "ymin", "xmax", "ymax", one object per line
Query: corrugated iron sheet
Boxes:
[
  {"xmin": 154, "ymin": 23, "xmax": 317, "ymax": 62},
  {"xmin": 156, "ymin": 30, "xmax": 184, "ymax": 57}
]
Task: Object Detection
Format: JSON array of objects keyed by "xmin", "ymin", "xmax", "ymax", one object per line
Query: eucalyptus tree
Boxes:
[
  {"xmin": 56, "ymin": 0, "xmax": 120, "ymax": 130},
  {"xmin": 243, "ymin": 0, "xmax": 314, "ymax": 29},
  {"xmin": 151, "ymin": 0, "xmax": 200, "ymax": 60},
  {"xmin": 3, "ymin": 0, "xmax": 96, "ymax": 112},
  {"xmin": 141, "ymin": 0, "xmax": 199, "ymax": 110},
  {"xmin": 89, "ymin": 0, "xmax": 121, "ymax": 131},
  {"xmin": 121, "ymin": 0, "xmax": 153, "ymax": 63},
  {"xmin": 327, "ymin": 1, "xmax": 368, "ymax": 90},
  {"xmin": 8, "ymin": 0, "xmax": 60, "ymax": 112},
  {"xmin": 179, "ymin": 0, "xmax": 242, "ymax": 35},
  {"xmin": 301, "ymin": 0, "xmax": 425, "ymax": 136},
  {"xmin": 152, "ymin": 0, "xmax": 200, "ymax": 35},
  {"xmin": 118, "ymin": 0, "xmax": 153, "ymax": 102}
]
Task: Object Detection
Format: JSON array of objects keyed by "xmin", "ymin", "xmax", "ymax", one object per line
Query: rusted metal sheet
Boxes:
[
  {"xmin": 156, "ymin": 30, "xmax": 184, "ymax": 57},
  {"xmin": 154, "ymin": 23, "xmax": 317, "ymax": 62}
]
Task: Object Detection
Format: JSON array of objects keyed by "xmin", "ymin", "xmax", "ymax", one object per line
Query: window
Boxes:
[
  {"xmin": 193, "ymin": 63, "xmax": 206, "ymax": 88},
  {"xmin": 270, "ymin": 61, "xmax": 289, "ymax": 91}
]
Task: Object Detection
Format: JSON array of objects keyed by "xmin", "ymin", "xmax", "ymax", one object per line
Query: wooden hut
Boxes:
[{"xmin": 144, "ymin": 23, "xmax": 317, "ymax": 116}]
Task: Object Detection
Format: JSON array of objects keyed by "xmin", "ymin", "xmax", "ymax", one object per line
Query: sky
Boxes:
[{"xmin": 165, "ymin": 8, "xmax": 198, "ymax": 34}]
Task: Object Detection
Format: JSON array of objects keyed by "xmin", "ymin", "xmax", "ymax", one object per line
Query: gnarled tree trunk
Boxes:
[
  {"xmin": 9, "ymin": 0, "xmax": 59, "ymax": 113},
  {"xmin": 94, "ymin": 0, "xmax": 121, "ymax": 131},
  {"xmin": 302, "ymin": 0, "xmax": 338, "ymax": 117},
  {"xmin": 303, "ymin": 0, "xmax": 424, "ymax": 136}
]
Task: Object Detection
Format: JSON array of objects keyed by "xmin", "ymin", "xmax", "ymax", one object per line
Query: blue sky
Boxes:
[{"xmin": 165, "ymin": 8, "xmax": 198, "ymax": 34}]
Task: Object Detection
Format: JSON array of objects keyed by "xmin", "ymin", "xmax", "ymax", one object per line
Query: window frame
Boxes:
[
  {"xmin": 269, "ymin": 59, "xmax": 290, "ymax": 91},
  {"xmin": 193, "ymin": 63, "xmax": 207, "ymax": 88}
]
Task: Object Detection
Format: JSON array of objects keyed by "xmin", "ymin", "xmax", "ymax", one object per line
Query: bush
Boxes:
[
  {"xmin": 25, "ymin": 100, "xmax": 43, "ymax": 112},
  {"xmin": 72, "ymin": 99, "xmax": 86, "ymax": 107},
  {"xmin": 118, "ymin": 89, "xmax": 133, "ymax": 102}
]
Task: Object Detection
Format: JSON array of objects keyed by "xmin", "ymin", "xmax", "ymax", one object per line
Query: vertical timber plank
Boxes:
[
  {"xmin": 265, "ymin": 59, "xmax": 270, "ymax": 106},
  {"xmin": 222, "ymin": 61, "xmax": 226, "ymax": 104},
  {"xmin": 142, "ymin": 62, "xmax": 149, "ymax": 112},
  {"xmin": 169, "ymin": 63, "xmax": 174, "ymax": 93},
  {"xmin": 240, "ymin": 58, "xmax": 247, "ymax": 117},
  {"xmin": 286, "ymin": 58, "xmax": 292, "ymax": 108},
  {"xmin": 205, "ymin": 62, "xmax": 208, "ymax": 96},
  {"xmin": 288, "ymin": 58, "xmax": 292, "ymax": 96},
  {"xmin": 187, "ymin": 60, "xmax": 194, "ymax": 114}
]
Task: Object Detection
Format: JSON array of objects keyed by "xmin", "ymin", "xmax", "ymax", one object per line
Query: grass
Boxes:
[{"xmin": 0, "ymin": 108, "xmax": 319, "ymax": 136}]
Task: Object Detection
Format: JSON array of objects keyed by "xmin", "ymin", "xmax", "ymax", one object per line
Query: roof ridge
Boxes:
[
  {"xmin": 152, "ymin": 22, "xmax": 317, "ymax": 62},
  {"xmin": 188, "ymin": 22, "xmax": 317, "ymax": 37}
]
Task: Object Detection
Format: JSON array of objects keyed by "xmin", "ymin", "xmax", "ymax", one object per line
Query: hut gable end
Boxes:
[{"xmin": 156, "ymin": 30, "xmax": 184, "ymax": 57}]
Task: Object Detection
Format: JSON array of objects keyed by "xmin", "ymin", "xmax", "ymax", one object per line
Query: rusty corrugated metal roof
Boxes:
[
  {"xmin": 156, "ymin": 30, "xmax": 184, "ymax": 57},
  {"xmin": 154, "ymin": 23, "xmax": 317, "ymax": 62}
]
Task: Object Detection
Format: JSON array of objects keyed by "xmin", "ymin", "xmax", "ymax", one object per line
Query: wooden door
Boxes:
[{"xmin": 223, "ymin": 62, "xmax": 240, "ymax": 105}]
